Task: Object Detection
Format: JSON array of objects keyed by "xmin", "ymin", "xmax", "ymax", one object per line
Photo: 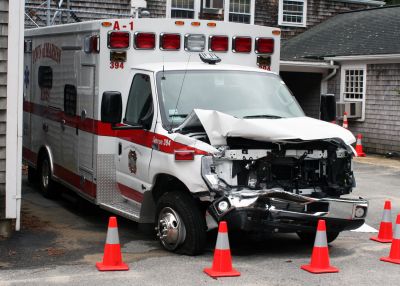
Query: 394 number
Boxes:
[{"xmin": 110, "ymin": 61, "xmax": 124, "ymax": 69}]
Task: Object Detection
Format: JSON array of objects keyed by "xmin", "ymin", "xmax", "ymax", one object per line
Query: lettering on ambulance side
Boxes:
[
  {"xmin": 33, "ymin": 43, "xmax": 61, "ymax": 64},
  {"xmin": 152, "ymin": 137, "xmax": 172, "ymax": 150},
  {"xmin": 112, "ymin": 21, "xmax": 134, "ymax": 31}
]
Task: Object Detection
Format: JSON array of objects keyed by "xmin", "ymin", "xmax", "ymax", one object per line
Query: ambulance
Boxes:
[{"xmin": 23, "ymin": 18, "xmax": 368, "ymax": 255}]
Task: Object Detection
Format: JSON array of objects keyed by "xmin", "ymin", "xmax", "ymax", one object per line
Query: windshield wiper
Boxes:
[
  {"xmin": 169, "ymin": 114, "xmax": 188, "ymax": 118},
  {"xmin": 243, "ymin": 114, "xmax": 282, "ymax": 119}
]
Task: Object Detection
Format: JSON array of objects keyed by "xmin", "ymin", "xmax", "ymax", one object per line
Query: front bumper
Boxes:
[{"xmin": 208, "ymin": 190, "xmax": 368, "ymax": 233}]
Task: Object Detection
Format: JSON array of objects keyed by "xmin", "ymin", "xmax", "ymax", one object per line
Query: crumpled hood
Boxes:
[{"xmin": 176, "ymin": 109, "xmax": 356, "ymax": 146}]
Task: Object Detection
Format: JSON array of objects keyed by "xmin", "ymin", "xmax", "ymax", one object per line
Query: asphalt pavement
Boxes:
[{"xmin": 1, "ymin": 157, "xmax": 400, "ymax": 285}]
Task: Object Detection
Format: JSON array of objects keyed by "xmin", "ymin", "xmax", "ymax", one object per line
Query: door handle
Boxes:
[
  {"xmin": 61, "ymin": 119, "xmax": 66, "ymax": 131},
  {"xmin": 42, "ymin": 122, "xmax": 48, "ymax": 132},
  {"xmin": 118, "ymin": 142, "xmax": 122, "ymax": 155}
]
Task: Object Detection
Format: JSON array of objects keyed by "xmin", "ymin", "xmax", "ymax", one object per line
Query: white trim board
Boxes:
[{"xmin": 5, "ymin": 0, "xmax": 24, "ymax": 230}]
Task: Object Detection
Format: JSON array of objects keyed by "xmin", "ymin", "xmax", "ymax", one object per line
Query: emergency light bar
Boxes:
[
  {"xmin": 232, "ymin": 36, "xmax": 251, "ymax": 53},
  {"xmin": 209, "ymin": 35, "xmax": 228, "ymax": 52},
  {"xmin": 185, "ymin": 34, "xmax": 206, "ymax": 52},
  {"xmin": 108, "ymin": 31, "xmax": 130, "ymax": 49},
  {"xmin": 160, "ymin": 33, "xmax": 181, "ymax": 50},
  {"xmin": 134, "ymin": 32, "xmax": 156, "ymax": 49},
  {"xmin": 255, "ymin": 38, "xmax": 274, "ymax": 54},
  {"xmin": 105, "ymin": 31, "xmax": 275, "ymax": 54}
]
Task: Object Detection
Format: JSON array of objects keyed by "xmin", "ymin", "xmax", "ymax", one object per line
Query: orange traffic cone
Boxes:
[
  {"xmin": 96, "ymin": 217, "xmax": 129, "ymax": 271},
  {"xmin": 301, "ymin": 220, "xmax": 339, "ymax": 274},
  {"xmin": 371, "ymin": 201, "xmax": 393, "ymax": 243},
  {"xmin": 204, "ymin": 221, "xmax": 240, "ymax": 278},
  {"xmin": 355, "ymin": 134, "xmax": 366, "ymax": 157},
  {"xmin": 381, "ymin": 214, "xmax": 400, "ymax": 264},
  {"xmin": 342, "ymin": 112, "xmax": 348, "ymax": 129}
]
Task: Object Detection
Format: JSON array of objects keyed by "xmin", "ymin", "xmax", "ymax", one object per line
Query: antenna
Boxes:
[
  {"xmin": 161, "ymin": 55, "xmax": 166, "ymax": 80},
  {"xmin": 169, "ymin": 54, "xmax": 192, "ymax": 132}
]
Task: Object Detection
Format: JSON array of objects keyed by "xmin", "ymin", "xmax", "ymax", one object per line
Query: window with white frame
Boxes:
[
  {"xmin": 340, "ymin": 64, "xmax": 367, "ymax": 121},
  {"xmin": 343, "ymin": 68, "xmax": 365, "ymax": 100},
  {"xmin": 229, "ymin": 0, "xmax": 251, "ymax": 24},
  {"xmin": 171, "ymin": 0, "xmax": 195, "ymax": 19},
  {"xmin": 278, "ymin": 0, "xmax": 307, "ymax": 27},
  {"xmin": 204, "ymin": 0, "xmax": 224, "ymax": 9},
  {"xmin": 166, "ymin": 0, "xmax": 254, "ymax": 24}
]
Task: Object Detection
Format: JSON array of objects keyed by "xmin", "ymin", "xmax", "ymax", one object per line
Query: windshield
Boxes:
[{"xmin": 156, "ymin": 70, "xmax": 305, "ymax": 127}]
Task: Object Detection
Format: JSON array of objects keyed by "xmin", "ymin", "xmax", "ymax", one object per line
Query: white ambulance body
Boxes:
[{"xmin": 23, "ymin": 18, "xmax": 368, "ymax": 255}]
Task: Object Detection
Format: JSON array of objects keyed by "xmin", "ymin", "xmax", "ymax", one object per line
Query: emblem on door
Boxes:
[{"xmin": 128, "ymin": 149, "xmax": 137, "ymax": 174}]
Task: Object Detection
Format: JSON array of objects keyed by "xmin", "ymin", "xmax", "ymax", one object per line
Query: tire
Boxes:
[
  {"xmin": 38, "ymin": 155, "xmax": 58, "ymax": 199},
  {"xmin": 297, "ymin": 231, "xmax": 340, "ymax": 244},
  {"xmin": 155, "ymin": 191, "xmax": 207, "ymax": 255},
  {"xmin": 27, "ymin": 166, "xmax": 38, "ymax": 185}
]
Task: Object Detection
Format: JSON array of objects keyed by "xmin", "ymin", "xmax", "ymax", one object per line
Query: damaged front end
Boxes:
[{"xmin": 202, "ymin": 137, "xmax": 368, "ymax": 233}]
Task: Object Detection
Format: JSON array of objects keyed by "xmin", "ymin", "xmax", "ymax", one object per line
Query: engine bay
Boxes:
[{"xmin": 202, "ymin": 137, "xmax": 355, "ymax": 198}]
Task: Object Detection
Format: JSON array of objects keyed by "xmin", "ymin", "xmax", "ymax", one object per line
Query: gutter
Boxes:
[
  {"xmin": 280, "ymin": 60, "xmax": 338, "ymax": 69},
  {"xmin": 324, "ymin": 54, "xmax": 400, "ymax": 61},
  {"xmin": 333, "ymin": 0, "xmax": 385, "ymax": 6}
]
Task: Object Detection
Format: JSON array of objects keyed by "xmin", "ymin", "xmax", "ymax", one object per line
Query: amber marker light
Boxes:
[
  {"xmin": 175, "ymin": 21, "xmax": 185, "ymax": 26},
  {"xmin": 191, "ymin": 21, "xmax": 201, "ymax": 27},
  {"xmin": 207, "ymin": 22, "xmax": 217, "ymax": 27},
  {"xmin": 102, "ymin": 22, "xmax": 113, "ymax": 28},
  {"xmin": 272, "ymin": 30, "xmax": 281, "ymax": 36}
]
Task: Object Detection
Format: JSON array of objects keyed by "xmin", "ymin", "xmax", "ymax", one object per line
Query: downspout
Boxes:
[
  {"xmin": 320, "ymin": 60, "xmax": 338, "ymax": 119},
  {"xmin": 321, "ymin": 60, "xmax": 337, "ymax": 84}
]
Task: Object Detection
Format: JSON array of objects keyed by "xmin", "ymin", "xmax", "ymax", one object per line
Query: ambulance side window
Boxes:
[
  {"xmin": 38, "ymin": 66, "xmax": 53, "ymax": 89},
  {"xmin": 64, "ymin": 84, "xmax": 77, "ymax": 116},
  {"xmin": 124, "ymin": 74, "xmax": 153, "ymax": 129}
]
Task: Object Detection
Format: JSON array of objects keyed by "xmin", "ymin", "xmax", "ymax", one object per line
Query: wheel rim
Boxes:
[
  {"xmin": 41, "ymin": 159, "xmax": 50, "ymax": 190},
  {"xmin": 157, "ymin": 207, "xmax": 186, "ymax": 251}
]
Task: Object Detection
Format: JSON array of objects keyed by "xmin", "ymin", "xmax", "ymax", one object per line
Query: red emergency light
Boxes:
[
  {"xmin": 160, "ymin": 33, "xmax": 181, "ymax": 50},
  {"xmin": 255, "ymin": 38, "xmax": 274, "ymax": 54},
  {"xmin": 134, "ymin": 32, "xmax": 156, "ymax": 49},
  {"xmin": 108, "ymin": 31, "xmax": 130, "ymax": 49},
  {"xmin": 233, "ymin": 36, "xmax": 252, "ymax": 53},
  {"xmin": 209, "ymin": 35, "xmax": 228, "ymax": 52}
]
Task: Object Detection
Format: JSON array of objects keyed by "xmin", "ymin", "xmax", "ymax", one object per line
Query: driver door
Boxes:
[{"xmin": 116, "ymin": 72, "xmax": 155, "ymax": 205}]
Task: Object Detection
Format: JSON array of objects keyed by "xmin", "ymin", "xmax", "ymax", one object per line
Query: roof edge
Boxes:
[
  {"xmin": 324, "ymin": 54, "xmax": 400, "ymax": 61},
  {"xmin": 334, "ymin": 0, "xmax": 385, "ymax": 6}
]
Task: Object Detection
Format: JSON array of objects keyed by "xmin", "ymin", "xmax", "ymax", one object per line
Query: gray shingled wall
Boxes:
[
  {"xmin": 0, "ymin": 0, "xmax": 7, "ymax": 219},
  {"xmin": 146, "ymin": 0, "xmax": 166, "ymax": 18},
  {"xmin": 25, "ymin": 0, "xmax": 132, "ymax": 28},
  {"xmin": 255, "ymin": 0, "xmax": 378, "ymax": 40},
  {"xmin": 328, "ymin": 63, "xmax": 400, "ymax": 155}
]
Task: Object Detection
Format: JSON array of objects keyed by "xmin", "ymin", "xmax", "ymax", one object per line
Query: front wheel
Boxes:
[
  {"xmin": 155, "ymin": 191, "xmax": 206, "ymax": 255},
  {"xmin": 297, "ymin": 231, "xmax": 340, "ymax": 244}
]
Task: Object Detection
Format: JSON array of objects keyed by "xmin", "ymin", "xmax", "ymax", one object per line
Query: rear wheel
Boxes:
[
  {"xmin": 155, "ymin": 191, "xmax": 206, "ymax": 255},
  {"xmin": 297, "ymin": 231, "xmax": 340, "ymax": 244},
  {"xmin": 38, "ymin": 156, "xmax": 57, "ymax": 198}
]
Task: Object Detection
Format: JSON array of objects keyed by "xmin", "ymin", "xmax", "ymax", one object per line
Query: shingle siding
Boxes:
[
  {"xmin": 328, "ymin": 63, "xmax": 400, "ymax": 155},
  {"xmin": 255, "ymin": 0, "xmax": 378, "ymax": 40},
  {"xmin": 146, "ymin": 0, "xmax": 167, "ymax": 18},
  {"xmin": 0, "ymin": 0, "xmax": 7, "ymax": 219},
  {"xmin": 25, "ymin": 0, "xmax": 132, "ymax": 28},
  {"xmin": 25, "ymin": 0, "xmax": 377, "ymax": 37}
]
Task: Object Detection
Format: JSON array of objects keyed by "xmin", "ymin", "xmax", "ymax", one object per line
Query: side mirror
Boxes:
[
  {"xmin": 101, "ymin": 91, "xmax": 122, "ymax": 124},
  {"xmin": 320, "ymin": 94, "xmax": 336, "ymax": 122}
]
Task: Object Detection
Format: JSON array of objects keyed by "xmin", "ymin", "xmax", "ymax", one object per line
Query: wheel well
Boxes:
[
  {"xmin": 37, "ymin": 146, "xmax": 53, "ymax": 175},
  {"xmin": 152, "ymin": 174, "xmax": 190, "ymax": 203}
]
